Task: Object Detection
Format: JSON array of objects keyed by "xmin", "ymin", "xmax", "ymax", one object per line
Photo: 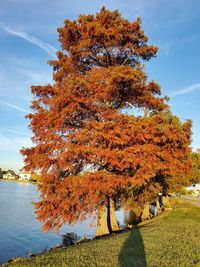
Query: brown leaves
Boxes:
[
  {"xmin": 58, "ymin": 7, "xmax": 158, "ymax": 70},
  {"xmin": 21, "ymin": 8, "xmax": 192, "ymax": 232}
]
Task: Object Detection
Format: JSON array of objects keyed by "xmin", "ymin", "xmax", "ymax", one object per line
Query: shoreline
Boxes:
[
  {"xmin": 1, "ymin": 202, "xmax": 172, "ymax": 266},
  {"xmin": 2, "ymin": 198, "xmax": 200, "ymax": 266},
  {"xmin": 4, "ymin": 200, "xmax": 200, "ymax": 267},
  {"xmin": 3, "ymin": 228, "xmax": 132, "ymax": 266},
  {"xmin": 0, "ymin": 178, "xmax": 37, "ymax": 185}
]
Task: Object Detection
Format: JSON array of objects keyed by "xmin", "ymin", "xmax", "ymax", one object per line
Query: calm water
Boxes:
[{"xmin": 0, "ymin": 180, "xmax": 125, "ymax": 264}]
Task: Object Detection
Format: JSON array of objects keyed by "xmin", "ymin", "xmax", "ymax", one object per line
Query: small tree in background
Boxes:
[
  {"xmin": 22, "ymin": 8, "xmax": 192, "ymax": 235},
  {"xmin": 121, "ymin": 110, "xmax": 192, "ymax": 217},
  {"xmin": 0, "ymin": 168, "xmax": 3, "ymax": 178},
  {"xmin": 189, "ymin": 151, "xmax": 200, "ymax": 184},
  {"xmin": 31, "ymin": 173, "xmax": 42, "ymax": 183}
]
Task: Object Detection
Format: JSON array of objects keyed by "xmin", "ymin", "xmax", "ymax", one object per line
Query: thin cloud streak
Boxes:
[
  {"xmin": 1, "ymin": 24, "xmax": 57, "ymax": 58},
  {"xmin": 170, "ymin": 83, "xmax": 200, "ymax": 97},
  {"xmin": 0, "ymin": 132, "xmax": 32, "ymax": 152},
  {"xmin": 0, "ymin": 127, "xmax": 31, "ymax": 137},
  {"xmin": 158, "ymin": 35, "xmax": 198, "ymax": 57},
  {"xmin": 0, "ymin": 99, "xmax": 29, "ymax": 113}
]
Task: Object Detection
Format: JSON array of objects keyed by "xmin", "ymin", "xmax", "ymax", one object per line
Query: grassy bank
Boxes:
[{"xmin": 6, "ymin": 200, "xmax": 200, "ymax": 267}]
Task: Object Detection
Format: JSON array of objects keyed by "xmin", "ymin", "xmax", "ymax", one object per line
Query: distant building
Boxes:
[
  {"xmin": 19, "ymin": 170, "xmax": 32, "ymax": 180},
  {"xmin": 3, "ymin": 170, "xmax": 18, "ymax": 180},
  {"xmin": 185, "ymin": 184, "xmax": 200, "ymax": 196}
]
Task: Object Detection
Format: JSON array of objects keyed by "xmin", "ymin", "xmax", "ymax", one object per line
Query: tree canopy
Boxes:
[
  {"xmin": 188, "ymin": 151, "xmax": 200, "ymax": 185},
  {"xmin": 22, "ymin": 7, "xmax": 192, "ymax": 233}
]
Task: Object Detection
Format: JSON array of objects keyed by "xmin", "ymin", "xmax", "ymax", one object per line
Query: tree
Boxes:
[
  {"xmin": 0, "ymin": 168, "xmax": 3, "ymax": 178},
  {"xmin": 7, "ymin": 169, "xmax": 16, "ymax": 176},
  {"xmin": 118, "ymin": 110, "xmax": 192, "ymax": 218},
  {"xmin": 22, "ymin": 8, "xmax": 191, "ymax": 235},
  {"xmin": 188, "ymin": 151, "xmax": 200, "ymax": 184},
  {"xmin": 31, "ymin": 173, "xmax": 42, "ymax": 183}
]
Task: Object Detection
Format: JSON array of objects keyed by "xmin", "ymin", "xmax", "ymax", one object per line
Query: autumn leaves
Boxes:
[{"xmin": 21, "ymin": 8, "xmax": 192, "ymax": 234}]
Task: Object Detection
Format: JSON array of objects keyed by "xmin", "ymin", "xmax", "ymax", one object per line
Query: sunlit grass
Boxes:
[{"xmin": 6, "ymin": 199, "xmax": 200, "ymax": 267}]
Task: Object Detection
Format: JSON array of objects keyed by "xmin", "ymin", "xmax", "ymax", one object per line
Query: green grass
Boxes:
[{"xmin": 6, "ymin": 200, "xmax": 200, "ymax": 267}]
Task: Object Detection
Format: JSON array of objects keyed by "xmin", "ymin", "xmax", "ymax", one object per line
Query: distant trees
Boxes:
[
  {"xmin": 0, "ymin": 168, "xmax": 3, "ymax": 178},
  {"xmin": 1, "ymin": 169, "xmax": 18, "ymax": 180},
  {"xmin": 22, "ymin": 8, "xmax": 192, "ymax": 235},
  {"xmin": 7, "ymin": 169, "xmax": 17, "ymax": 176},
  {"xmin": 30, "ymin": 173, "xmax": 42, "ymax": 183}
]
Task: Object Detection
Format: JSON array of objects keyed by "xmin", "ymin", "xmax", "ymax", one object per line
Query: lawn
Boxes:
[{"xmin": 5, "ymin": 199, "xmax": 200, "ymax": 267}]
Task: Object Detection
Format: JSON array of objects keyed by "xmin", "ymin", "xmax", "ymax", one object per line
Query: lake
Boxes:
[{"xmin": 0, "ymin": 180, "xmax": 125, "ymax": 264}]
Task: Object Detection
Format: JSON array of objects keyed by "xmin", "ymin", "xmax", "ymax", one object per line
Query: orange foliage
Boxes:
[{"xmin": 21, "ymin": 8, "xmax": 192, "ymax": 232}]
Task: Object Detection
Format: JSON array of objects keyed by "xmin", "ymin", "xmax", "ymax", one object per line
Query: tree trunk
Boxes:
[
  {"xmin": 156, "ymin": 198, "xmax": 161, "ymax": 212},
  {"xmin": 124, "ymin": 210, "xmax": 141, "ymax": 225},
  {"xmin": 96, "ymin": 204, "xmax": 110, "ymax": 237},
  {"xmin": 106, "ymin": 196, "xmax": 112, "ymax": 234},
  {"xmin": 141, "ymin": 202, "xmax": 150, "ymax": 221},
  {"xmin": 109, "ymin": 199, "xmax": 119, "ymax": 231},
  {"xmin": 162, "ymin": 196, "xmax": 171, "ymax": 208}
]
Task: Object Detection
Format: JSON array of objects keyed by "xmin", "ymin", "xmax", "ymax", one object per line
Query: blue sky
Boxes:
[{"xmin": 0, "ymin": 0, "xmax": 200, "ymax": 172}]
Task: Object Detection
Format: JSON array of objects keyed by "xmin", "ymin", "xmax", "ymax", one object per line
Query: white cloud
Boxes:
[
  {"xmin": 0, "ymin": 57, "xmax": 52, "ymax": 102},
  {"xmin": 158, "ymin": 35, "xmax": 198, "ymax": 56},
  {"xmin": 170, "ymin": 83, "xmax": 200, "ymax": 97},
  {"xmin": 0, "ymin": 127, "xmax": 31, "ymax": 137},
  {"xmin": 0, "ymin": 99, "xmax": 30, "ymax": 113},
  {"xmin": 18, "ymin": 68, "xmax": 52, "ymax": 84},
  {"xmin": 0, "ymin": 128, "xmax": 33, "ymax": 172},
  {"xmin": 0, "ymin": 132, "xmax": 32, "ymax": 152},
  {"xmin": 0, "ymin": 132, "xmax": 32, "ymax": 172},
  {"xmin": 0, "ymin": 24, "xmax": 57, "ymax": 58}
]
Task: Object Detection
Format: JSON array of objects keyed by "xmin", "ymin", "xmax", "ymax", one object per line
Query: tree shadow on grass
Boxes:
[{"xmin": 119, "ymin": 228, "xmax": 147, "ymax": 267}]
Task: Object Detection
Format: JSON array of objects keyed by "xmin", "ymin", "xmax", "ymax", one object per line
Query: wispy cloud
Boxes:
[
  {"xmin": 170, "ymin": 83, "xmax": 200, "ymax": 97},
  {"xmin": 0, "ymin": 23, "xmax": 57, "ymax": 58},
  {"xmin": 0, "ymin": 57, "xmax": 52, "ymax": 102},
  {"xmin": 158, "ymin": 35, "xmax": 198, "ymax": 56},
  {"xmin": 0, "ymin": 127, "xmax": 31, "ymax": 137},
  {"xmin": 0, "ymin": 131, "xmax": 32, "ymax": 152},
  {"xmin": 0, "ymin": 99, "xmax": 29, "ymax": 113},
  {"xmin": 170, "ymin": 100, "xmax": 200, "ymax": 108}
]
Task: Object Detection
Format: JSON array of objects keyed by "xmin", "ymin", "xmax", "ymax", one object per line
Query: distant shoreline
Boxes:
[{"xmin": 0, "ymin": 178, "xmax": 37, "ymax": 185}]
